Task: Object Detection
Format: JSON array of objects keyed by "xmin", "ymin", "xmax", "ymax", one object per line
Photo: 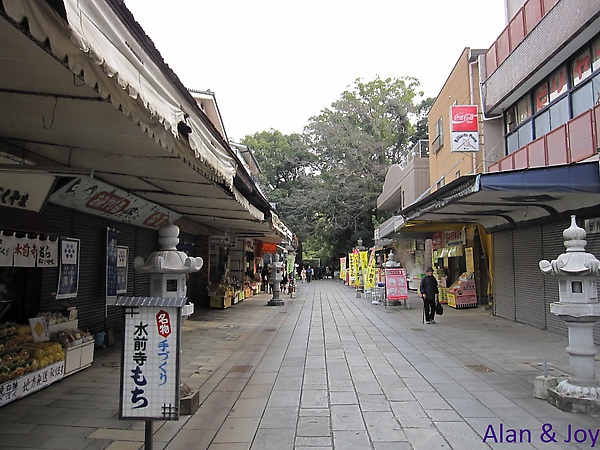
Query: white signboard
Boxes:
[
  {"xmin": 120, "ymin": 306, "xmax": 180, "ymax": 420},
  {"xmin": 0, "ymin": 362, "xmax": 65, "ymax": 407}
]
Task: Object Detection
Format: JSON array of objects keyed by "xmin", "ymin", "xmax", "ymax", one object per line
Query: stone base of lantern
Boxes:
[
  {"xmin": 180, "ymin": 383, "xmax": 199, "ymax": 415},
  {"xmin": 547, "ymin": 380, "xmax": 600, "ymax": 414},
  {"xmin": 267, "ymin": 297, "xmax": 285, "ymax": 306}
]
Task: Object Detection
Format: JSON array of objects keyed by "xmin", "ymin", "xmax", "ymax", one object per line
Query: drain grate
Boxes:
[
  {"xmin": 230, "ymin": 365, "xmax": 252, "ymax": 373},
  {"xmin": 264, "ymin": 328, "xmax": 277, "ymax": 332},
  {"xmin": 466, "ymin": 364, "xmax": 494, "ymax": 372},
  {"xmin": 411, "ymin": 328, "xmax": 425, "ymax": 332}
]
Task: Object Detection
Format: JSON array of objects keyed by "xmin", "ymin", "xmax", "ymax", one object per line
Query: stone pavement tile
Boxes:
[
  {"xmin": 301, "ymin": 389, "xmax": 329, "ymax": 408},
  {"xmin": 398, "ymin": 417, "xmax": 437, "ymax": 429},
  {"xmin": 250, "ymin": 427, "xmax": 295, "ymax": 449},
  {"xmin": 296, "ymin": 415, "xmax": 331, "ymax": 437},
  {"xmin": 445, "ymin": 398, "xmax": 495, "ymax": 418},
  {"xmin": 212, "ymin": 417, "xmax": 260, "ymax": 444},
  {"xmin": 247, "ymin": 371, "xmax": 277, "ymax": 385},
  {"xmin": 332, "ymin": 430, "xmax": 371, "ymax": 449},
  {"xmin": 228, "ymin": 397, "xmax": 268, "ymax": 419},
  {"xmin": 357, "ymin": 393, "xmax": 391, "ymax": 411},
  {"xmin": 353, "ymin": 381, "xmax": 384, "ymax": 395},
  {"xmin": 380, "ymin": 385, "xmax": 414, "ymax": 402},
  {"xmin": 402, "ymin": 377, "xmax": 436, "ymax": 393},
  {"xmin": 299, "ymin": 408, "xmax": 331, "ymax": 417},
  {"xmin": 266, "ymin": 389, "xmax": 300, "ymax": 408},
  {"xmin": 427, "ymin": 408, "xmax": 463, "ymax": 421},
  {"xmin": 372, "ymin": 442, "xmax": 412, "ymax": 450},
  {"xmin": 104, "ymin": 441, "xmax": 142, "ymax": 450},
  {"xmin": 88, "ymin": 428, "xmax": 145, "ymax": 441},
  {"xmin": 273, "ymin": 376, "xmax": 302, "ymax": 391},
  {"xmin": 403, "ymin": 425, "xmax": 448, "ymax": 450},
  {"xmin": 436, "ymin": 421, "xmax": 489, "ymax": 449},
  {"xmin": 27, "ymin": 424, "xmax": 96, "ymax": 439},
  {"xmin": 433, "ymin": 382, "xmax": 475, "ymax": 399},
  {"xmin": 328, "ymin": 378, "xmax": 354, "ymax": 391},
  {"xmin": 389, "ymin": 400, "xmax": 427, "ymax": 418},
  {"xmin": 183, "ymin": 405, "xmax": 230, "ymax": 430},
  {"xmin": 363, "ymin": 411, "xmax": 407, "ymax": 442},
  {"xmin": 238, "ymin": 383, "xmax": 273, "ymax": 400},
  {"xmin": 329, "ymin": 390, "xmax": 357, "ymax": 405},
  {"xmin": 259, "ymin": 406, "xmax": 298, "ymax": 429},
  {"xmin": 330, "ymin": 404, "xmax": 365, "ymax": 431},
  {"xmin": 295, "ymin": 435, "xmax": 332, "ymax": 447},
  {"xmin": 473, "ymin": 390, "xmax": 520, "ymax": 410},
  {"xmin": 161, "ymin": 429, "xmax": 217, "ymax": 450},
  {"xmin": 209, "ymin": 443, "xmax": 250, "ymax": 450},
  {"xmin": 412, "ymin": 391, "xmax": 452, "ymax": 410}
]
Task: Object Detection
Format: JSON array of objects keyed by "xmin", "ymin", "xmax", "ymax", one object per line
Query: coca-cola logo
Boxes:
[{"xmin": 452, "ymin": 113, "xmax": 476, "ymax": 123}]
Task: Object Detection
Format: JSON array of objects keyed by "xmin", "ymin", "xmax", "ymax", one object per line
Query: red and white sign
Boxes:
[
  {"xmin": 450, "ymin": 105, "xmax": 479, "ymax": 152},
  {"xmin": 384, "ymin": 268, "xmax": 408, "ymax": 301}
]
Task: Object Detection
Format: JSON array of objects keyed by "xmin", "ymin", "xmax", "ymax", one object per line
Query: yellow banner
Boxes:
[
  {"xmin": 364, "ymin": 248, "xmax": 376, "ymax": 289},
  {"xmin": 340, "ymin": 257, "xmax": 347, "ymax": 280}
]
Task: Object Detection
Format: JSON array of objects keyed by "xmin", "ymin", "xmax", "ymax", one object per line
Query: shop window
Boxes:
[
  {"xmin": 518, "ymin": 122, "xmax": 533, "ymax": 148},
  {"xmin": 534, "ymin": 110, "xmax": 550, "ymax": 138},
  {"xmin": 506, "ymin": 131, "xmax": 520, "ymax": 154},
  {"xmin": 437, "ymin": 177, "xmax": 445, "ymax": 190},
  {"xmin": 505, "ymin": 106, "xmax": 517, "ymax": 133},
  {"xmin": 549, "ymin": 97, "xmax": 569, "ymax": 130},
  {"xmin": 593, "ymin": 35, "xmax": 600, "ymax": 71},
  {"xmin": 534, "ymin": 81, "xmax": 549, "ymax": 112},
  {"xmin": 572, "ymin": 48, "xmax": 592, "ymax": 86},
  {"xmin": 572, "ymin": 80, "xmax": 594, "ymax": 117},
  {"xmin": 516, "ymin": 96, "xmax": 532, "ymax": 124},
  {"xmin": 433, "ymin": 117, "xmax": 444, "ymax": 152},
  {"xmin": 549, "ymin": 66, "xmax": 568, "ymax": 101}
]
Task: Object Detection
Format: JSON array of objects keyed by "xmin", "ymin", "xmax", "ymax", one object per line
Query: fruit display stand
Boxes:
[
  {"xmin": 446, "ymin": 272, "xmax": 478, "ymax": 309},
  {"xmin": 50, "ymin": 323, "xmax": 95, "ymax": 375}
]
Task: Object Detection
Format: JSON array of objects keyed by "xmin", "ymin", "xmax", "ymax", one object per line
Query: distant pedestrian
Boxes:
[
  {"xmin": 420, "ymin": 267, "xmax": 439, "ymax": 324},
  {"xmin": 301, "ymin": 267, "xmax": 307, "ymax": 283},
  {"xmin": 306, "ymin": 266, "xmax": 313, "ymax": 282}
]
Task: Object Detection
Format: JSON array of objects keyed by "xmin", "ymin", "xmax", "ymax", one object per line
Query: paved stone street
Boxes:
[{"xmin": 0, "ymin": 279, "xmax": 598, "ymax": 449}]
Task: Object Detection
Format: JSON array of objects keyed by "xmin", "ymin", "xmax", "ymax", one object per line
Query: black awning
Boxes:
[
  {"xmin": 402, "ymin": 162, "xmax": 600, "ymax": 232},
  {"xmin": 0, "ymin": 206, "xmax": 56, "ymax": 235}
]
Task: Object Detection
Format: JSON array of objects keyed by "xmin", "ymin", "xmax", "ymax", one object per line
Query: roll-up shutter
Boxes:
[
  {"xmin": 493, "ymin": 231, "xmax": 515, "ymax": 320},
  {"xmin": 513, "ymin": 226, "xmax": 545, "ymax": 329},
  {"xmin": 541, "ymin": 220, "xmax": 570, "ymax": 337},
  {"xmin": 578, "ymin": 217, "xmax": 600, "ymax": 345}
]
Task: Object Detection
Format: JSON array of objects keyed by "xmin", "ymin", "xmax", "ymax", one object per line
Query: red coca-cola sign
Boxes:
[
  {"xmin": 450, "ymin": 105, "xmax": 478, "ymax": 132},
  {"xmin": 156, "ymin": 310, "xmax": 171, "ymax": 338}
]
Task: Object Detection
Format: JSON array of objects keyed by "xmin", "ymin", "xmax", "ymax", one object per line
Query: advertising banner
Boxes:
[
  {"xmin": 384, "ymin": 268, "xmax": 408, "ymax": 301},
  {"xmin": 450, "ymin": 105, "xmax": 479, "ymax": 152},
  {"xmin": 56, "ymin": 238, "xmax": 80, "ymax": 299}
]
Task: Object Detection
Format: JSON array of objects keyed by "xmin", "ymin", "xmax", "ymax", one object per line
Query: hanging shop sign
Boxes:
[
  {"xmin": 0, "ymin": 172, "xmax": 55, "ymax": 212},
  {"xmin": 120, "ymin": 301, "xmax": 181, "ymax": 420},
  {"xmin": 49, "ymin": 177, "xmax": 179, "ymax": 229},
  {"xmin": 445, "ymin": 229, "xmax": 466, "ymax": 247},
  {"xmin": 56, "ymin": 238, "xmax": 80, "ymax": 300},
  {"xmin": 450, "ymin": 105, "xmax": 480, "ymax": 152},
  {"xmin": 0, "ymin": 232, "xmax": 58, "ymax": 268}
]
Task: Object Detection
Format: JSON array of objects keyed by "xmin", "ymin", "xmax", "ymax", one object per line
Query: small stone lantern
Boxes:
[
  {"xmin": 134, "ymin": 221, "xmax": 203, "ymax": 316},
  {"xmin": 267, "ymin": 253, "xmax": 284, "ymax": 306},
  {"xmin": 539, "ymin": 215, "xmax": 600, "ymax": 413}
]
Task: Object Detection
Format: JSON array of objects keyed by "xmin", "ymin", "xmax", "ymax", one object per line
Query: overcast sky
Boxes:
[{"xmin": 123, "ymin": 0, "xmax": 507, "ymax": 142}]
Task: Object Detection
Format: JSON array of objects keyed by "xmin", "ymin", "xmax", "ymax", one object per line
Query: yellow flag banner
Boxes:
[
  {"xmin": 340, "ymin": 257, "xmax": 347, "ymax": 281},
  {"xmin": 359, "ymin": 251, "xmax": 368, "ymax": 270},
  {"xmin": 364, "ymin": 248, "xmax": 376, "ymax": 289},
  {"xmin": 348, "ymin": 252, "xmax": 356, "ymax": 285}
]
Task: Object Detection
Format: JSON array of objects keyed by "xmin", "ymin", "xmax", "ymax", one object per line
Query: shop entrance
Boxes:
[{"xmin": 0, "ymin": 267, "xmax": 42, "ymax": 323}]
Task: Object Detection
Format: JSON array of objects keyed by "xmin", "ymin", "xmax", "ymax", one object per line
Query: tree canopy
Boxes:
[{"xmin": 242, "ymin": 75, "xmax": 433, "ymax": 268}]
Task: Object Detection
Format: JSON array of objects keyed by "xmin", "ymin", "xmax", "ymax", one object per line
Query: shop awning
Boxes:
[
  {"xmin": 0, "ymin": 1, "xmax": 279, "ymax": 239},
  {"xmin": 401, "ymin": 161, "xmax": 600, "ymax": 232}
]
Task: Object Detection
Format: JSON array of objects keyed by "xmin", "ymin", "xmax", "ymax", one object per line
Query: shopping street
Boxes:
[{"xmin": 0, "ymin": 279, "xmax": 598, "ymax": 450}]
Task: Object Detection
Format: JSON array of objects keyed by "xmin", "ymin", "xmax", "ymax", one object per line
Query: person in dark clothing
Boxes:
[{"xmin": 420, "ymin": 267, "xmax": 439, "ymax": 324}]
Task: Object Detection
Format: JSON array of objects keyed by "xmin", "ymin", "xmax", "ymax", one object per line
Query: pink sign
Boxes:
[{"xmin": 384, "ymin": 268, "xmax": 408, "ymax": 301}]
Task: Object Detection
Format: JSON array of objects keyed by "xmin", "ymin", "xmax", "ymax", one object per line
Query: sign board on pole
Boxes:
[{"xmin": 384, "ymin": 268, "xmax": 408, "ymax": 301}]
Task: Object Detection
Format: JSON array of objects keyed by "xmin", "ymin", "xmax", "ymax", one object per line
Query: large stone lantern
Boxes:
[
  {"xmin": 267, "ymin": 253, "xmax": 285, "ymax": 306},
  {"xmin": 539, "ymin": 215, "xmax": 600, "ymax": 413}
]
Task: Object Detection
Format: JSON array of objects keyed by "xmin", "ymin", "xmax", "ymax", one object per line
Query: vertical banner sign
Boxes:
[
  {"xmin": 384, "ymin": 268, "xmax": 408, "ymax": 301},
  {"xmin": 339, "ymin": 257, "xmax": 346, "ymax": 281},
  {"xmin": 365, "ymin": 248, "xmax": 376, "ymax": 289},
  {"xmin": 56, "ymin": 238, "xmax": 80, "ymax": 299},
  {"xmin": 117, "ymin": 246, "xmax": 128, "ymax": 294},
  {"xmin": 106, "ymin": 228, "xmax": 118, "ymax": 304},
  {"xmin": 121, "ymin": 306, "xmax": 180, "ymax": 420},
  {"xmin": 450, "ymin": 105, "xmax": 479, "ymax": 152},
  {"xmin": 0, "ymin": 233, "xmax": 14, "ymax": 267},
  {"xmin": 37, "ymin": 238, "xmax": 58, "ymax": 267},
  {"xmin": 13, "ymin": 236, "xmax": 37, "ymax": 267}
]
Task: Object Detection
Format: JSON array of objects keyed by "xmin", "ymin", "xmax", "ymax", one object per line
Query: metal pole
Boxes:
[{"xmin": 145, "ymin": 420, "xmax": 153, "ymax": 450}]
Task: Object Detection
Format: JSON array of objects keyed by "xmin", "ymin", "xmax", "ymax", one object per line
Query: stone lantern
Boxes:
[
  {"xmin": 267, "ymin": 253, "xmax": 285, "ymax": 306},
  {"xmin": 539, "ymin": 215, "xmax": 600, "ymax": 413},
  {"xmin": 133, "ymin": 221, "xmax": 203, "ymax": 316}
]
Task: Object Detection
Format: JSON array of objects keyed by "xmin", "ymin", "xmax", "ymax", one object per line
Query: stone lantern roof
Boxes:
[{"xmin": 134, "ymin": 221, "xmax": 203, "ymax": 274}]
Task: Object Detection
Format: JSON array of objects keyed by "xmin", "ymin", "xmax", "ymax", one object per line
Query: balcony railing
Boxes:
[
  {"xmin": 488, "ymin": 105, "xmax": 599, "ymax": 172},
  {"xmin": 485, "ymin": 0, "xmax": 559, "ymax": 78}
]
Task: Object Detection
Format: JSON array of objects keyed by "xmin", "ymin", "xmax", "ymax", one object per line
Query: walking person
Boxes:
[
  {"xmin": 420, "ymin": 267, "xmax": 439, "ymax": 324},
  {"xmin": 301, "ymin": 267, "xmax": 307, "ymax": 283}
]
